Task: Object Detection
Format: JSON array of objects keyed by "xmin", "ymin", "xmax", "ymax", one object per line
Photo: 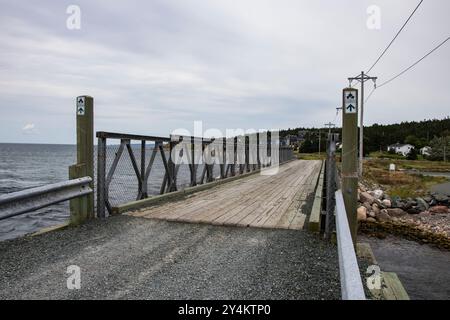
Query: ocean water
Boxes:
[
  {"xmin": 0, "ymin": 144, "xmax": 76, "ymax": 241},
  {"xmin": 0, "ymin": 143, "xmax": 213, "ymax": 241}
]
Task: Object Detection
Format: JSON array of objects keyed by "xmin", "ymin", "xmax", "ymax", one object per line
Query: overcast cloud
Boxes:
[{"xmin": 0, "ymin": 0, "xmax": 449, "ymax": 143}]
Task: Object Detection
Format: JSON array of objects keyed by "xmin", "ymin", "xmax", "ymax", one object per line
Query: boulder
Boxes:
[
  {"xmin": 434, "ymin": 194, "xmax": 449, "ymax": 205},
  {"xmin": 387, "ymin": 208, "xmax": 408, "ymax": 218},
  {"xmin": 372, "ymin": 189, "xmax": 384, "ymax": 199},
  {"xmin": 368, "ymin": 211, "xmax": 376, "ymax": 218},
  {"xmin": 367, "ymin": 217, "xmax": 377, "ymax": 223},
  {"xmin": 407, "ymin": 207, "xmax": 421, "ymax": 215},
  {"xmin": 403, "ymin": 200, "xmax": 415, "ymax": 210},
  {"xmin": 357, "ymin": 206, "xmax": 367, "ymax": 221},
  {"xmin": 415, "ymin": 197, "xmax": 429, "ymax": 212},
  {"xmin": 360, "ymin": 192, "xmax": 375, "ymax": 205},
  {"xmin": 429, "ymin": 206, "xmax": 449, "ymax": 214},
  {"xmin": 358, "ymin": 184, "xmax": 367, "ymax": 193},
  {"xmin": 391, "ymin": 197, "xmax": 403, "ymax": 208},
  {"xmin": 362, "ymin": 202, "xmax": 372, "ymax": 211},
  {"xmin": 371, "ymin": 203, "xmax": 380, "ymax": 215},
  {"xmin": 376, "ymin": 209, "xmax": 391, "ymax": 222},
  {"xmin": 382, "ymin": 199, "xmax": 392, "ymax": 208}
]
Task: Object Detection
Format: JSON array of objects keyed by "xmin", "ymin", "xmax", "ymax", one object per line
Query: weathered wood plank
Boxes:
[{"xmin": 128, "ymin": 160, "xmax": 322, "ymax": 231}]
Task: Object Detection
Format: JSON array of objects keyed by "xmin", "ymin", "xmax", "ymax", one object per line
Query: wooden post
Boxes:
[
  {"xmin": 69, "ymin": 163, "xmax": 88, "ymax": 225},
  {"xmin": 341, "ymin": 88, "xmax": 359, "ymax": 245},
  {"xmin": 73, "ymin": 95, "xmax": 94, "ymax": 221}
]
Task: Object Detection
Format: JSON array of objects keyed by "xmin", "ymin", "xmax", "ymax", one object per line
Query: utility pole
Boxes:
[
  {"xmin": 348, "ymin": 71, "xmax": 377, "ymax": 177},
  {"xmin": 324, "ymin": 122, "xmax": 335, "ymax": 135},
  {"xmin": 318, "ymin": 129, "xmax": 321, "ymax": 156}
]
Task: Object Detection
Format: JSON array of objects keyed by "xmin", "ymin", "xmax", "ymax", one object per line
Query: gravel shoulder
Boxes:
[{"xmin": 0, "ymin": 215, "xmax": 340, "ymax": 300}]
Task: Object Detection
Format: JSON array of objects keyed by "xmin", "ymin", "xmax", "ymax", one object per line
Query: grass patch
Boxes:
[
  {"xmin": 363, "ymin": 159, "xmax": 449, "ymax": 198},
  {"xmin": 296, "ymin": 152, "xmax": 326, "ymax": 160},
  {"xmin": 369, "ymin": 151, "xmax": 406, "ymax": 160},
  {"xmin": 365, "ymin": 158, "xmax": 450, "ymax": 172}
]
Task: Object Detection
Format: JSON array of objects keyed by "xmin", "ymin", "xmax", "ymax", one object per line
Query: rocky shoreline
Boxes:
[{"xmin": 357, "ymin": 184, "xmax": 450, "ymax": 250}]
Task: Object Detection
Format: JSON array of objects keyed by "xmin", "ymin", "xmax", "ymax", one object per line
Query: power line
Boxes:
[
  {"xmin": 365, "ymin": 36, "xmax": 449, "ymax": 104},
  {"xmin": 366, "ymin": 0, "xmax": 424, "ymax": 74},
  {"xmin": 377, "ymin": 36, "xmax": 450, "ymax": 88},
  {"xmin": 364, "ymin": 87, "xmax": 376, "ymax": 103}
]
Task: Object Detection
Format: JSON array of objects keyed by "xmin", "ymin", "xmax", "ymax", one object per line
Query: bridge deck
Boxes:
[{"xmin": 129, "ymin": 160, "xmax": 322, "ymax": 230}]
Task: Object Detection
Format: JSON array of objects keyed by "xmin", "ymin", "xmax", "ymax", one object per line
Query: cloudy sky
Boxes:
[{"xmin": 0, "ymin": 0, "xmax": 449, "ymax": 144}]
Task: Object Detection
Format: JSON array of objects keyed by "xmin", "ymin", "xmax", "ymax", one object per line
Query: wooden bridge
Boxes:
[
  {"xmin": 0, "ymin": 96, "xmax": 369, "ymax": 300},
  {"xmin": 128, "ymin": 160, "xmax": 322, "ymax": 230}
]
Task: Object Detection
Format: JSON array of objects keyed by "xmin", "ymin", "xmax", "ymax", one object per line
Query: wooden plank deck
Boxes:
[{"xmin": 128, "ymin": 160, "xmax": 322, "ymax": 230}]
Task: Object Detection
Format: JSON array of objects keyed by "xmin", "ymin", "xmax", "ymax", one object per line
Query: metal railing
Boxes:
[
  {"xmin": 96, "ymin": 131, "xmax": 294, "ymax": 217},
  {"xmin": 335, "ymin": 189, "xmax": 366, "ymax": 300},
  {"xmin": 0, "ymin": 177, "xmax": 93, "ymax": 221},
  {"xmin": 323, "ymin": 133, "xmax": 365, "ymax": 300}
]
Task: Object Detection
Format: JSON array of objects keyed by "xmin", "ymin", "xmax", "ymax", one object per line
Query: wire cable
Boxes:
[
  {"xmin": 364, "ymin": 36, "xmax": 449, "ymax": 104},
  {"xmin": 377, "ymin": 36, "xmax": 450, "ymax": 88},
  {"xmin": 366, "ymin": 0, "xmax": 424, "ymax": 73}
]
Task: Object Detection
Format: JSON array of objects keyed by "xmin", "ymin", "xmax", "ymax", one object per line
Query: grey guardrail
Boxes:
[
  {"xmin": 0, "ymin": 177, "xmax": 93, "ymax": 221},
  {"xmin": 335, "ymin": 189, "xmax": 366, "ymax": 300}
]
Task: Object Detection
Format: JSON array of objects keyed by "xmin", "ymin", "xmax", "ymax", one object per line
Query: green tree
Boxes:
[
  {"xmin": 405, "ymin": 135, "xmax": 419, "ymax": 147},
  {"xmin": 406, "ymin": 147, "xmax": 418, "ymax": 160},
  {"xmin": 429, "ymin": 136, "xmax": 450, "ymax": 161}
]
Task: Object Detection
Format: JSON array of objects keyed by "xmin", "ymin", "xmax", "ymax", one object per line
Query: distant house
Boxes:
[
  {"xmin": 285, "ymin": 134, "xmax": 305, "ymax": 147},
  {"xmin": 387, "ymin": 143, "xmax": 414, "ymax": 156},
  {"xmin": 420, "ymin": 146, "xmax": 432, "ymax": 156}
]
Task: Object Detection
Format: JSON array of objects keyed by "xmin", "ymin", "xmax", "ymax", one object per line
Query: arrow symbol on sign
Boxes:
[
  {"xmin": 346, "ymin": 93, "xmax": 355, "ymax": 100},
  {"xmin": 346, "ymin": 104, "xmax": 355, "ymax": 112}
]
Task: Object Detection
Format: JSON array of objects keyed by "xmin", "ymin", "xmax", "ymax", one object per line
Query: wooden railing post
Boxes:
[
  {"xmin": 69, "ymin": 163, "xmax": 88, "ymax": 225},
  {"xmin": 70, "ymin": 95, "xmax": 94, "ymax": 224},
  {"xmin": 341, "ymin": 88, "xmax": 359, "ymax": 245}
]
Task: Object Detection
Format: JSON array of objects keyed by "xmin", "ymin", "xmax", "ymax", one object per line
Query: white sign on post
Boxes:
[
  {"xmin": 344, "ymin": 90, "xmax": 357, "ymax": 114},
  {"xmin": 77, "ymin": 96, "xmax": 85, "ymax": 115}
]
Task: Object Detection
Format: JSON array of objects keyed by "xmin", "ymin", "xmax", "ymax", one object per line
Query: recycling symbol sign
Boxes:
[
  {"xmin": 77, "ymin": 97, "xmax": 85, "ymax": 115},
  {"xmin": 344, "ymin": 90, "xmax": 357, "ymax": 114}
]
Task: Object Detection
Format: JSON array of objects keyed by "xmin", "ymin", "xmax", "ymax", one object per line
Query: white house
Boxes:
[
  {"xmin": 420, "ymin": 146, "xmax": 432, "ymax": 156},
  {"xmin": 387, "ymin": 143, "xmax": 414, "ymax": 156}
]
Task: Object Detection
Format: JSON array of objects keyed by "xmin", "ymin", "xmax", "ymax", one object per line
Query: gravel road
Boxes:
[{"xmin": 0, "ymin": 215, "xmax": 340, "ymax": 300}]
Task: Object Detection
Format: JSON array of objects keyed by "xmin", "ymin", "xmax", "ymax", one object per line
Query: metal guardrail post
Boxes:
[{"xmin": 97, "ymin": 136, "xmax": 107, "ymax": 218}]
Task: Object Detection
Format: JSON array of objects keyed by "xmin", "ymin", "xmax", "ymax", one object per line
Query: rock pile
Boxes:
[
  {"xmin": 357, "ymin": 184, "xmax": 450, "ymax": 248},
  {"xmin": 357, "ymin": 186, "xmax": 450, "ymax": 224}
]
